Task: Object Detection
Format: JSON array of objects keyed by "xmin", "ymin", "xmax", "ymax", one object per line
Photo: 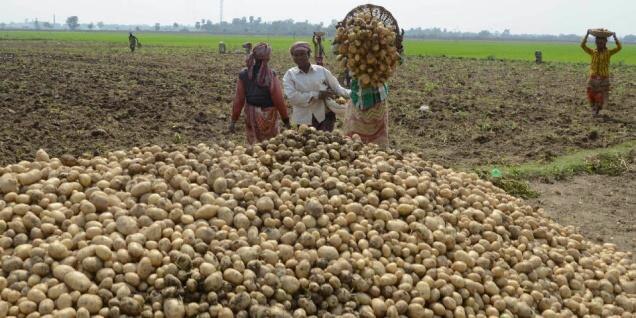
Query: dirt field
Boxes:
[
  {"xmin": 1, "ymin": 41, "xmax": 635, "ymax": 167},
  {"xmin": 1, "ymin": 40, "xmax": 635, "ymax": 255},
  {"xmin": 529, "ymin": 168, "xmax": 636, "ymax": 258}
]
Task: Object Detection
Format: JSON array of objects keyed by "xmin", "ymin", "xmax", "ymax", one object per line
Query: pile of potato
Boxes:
[
  {"xmin": 334, "ymin": 8, "xmax": 400, "ymax": 88},
  {"xmin": 0, "ymin": 127, "xmax": 634, "ymax": 318}
]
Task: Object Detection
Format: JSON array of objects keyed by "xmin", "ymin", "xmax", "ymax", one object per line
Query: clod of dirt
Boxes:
[
  {"xmin": 90, "ymin": 128, "xmax": 108, "ymax": 137},
  {"xmin": 194, "ymin": 112, "xmax": 208, "ymax": 123},
  {"xmin": 588, "ymin": 130, "xmax": 600, "ymax": 140}
]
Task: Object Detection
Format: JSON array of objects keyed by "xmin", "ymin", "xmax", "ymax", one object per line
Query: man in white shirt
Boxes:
[{"xmin": 283, "ymin": 42, "xmax": 350, "ymax": 131}]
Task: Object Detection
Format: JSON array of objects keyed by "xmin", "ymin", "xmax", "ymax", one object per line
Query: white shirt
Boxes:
[{"xmin": 283, "ymin": 65, "xmax": 350, "ymax": 125}]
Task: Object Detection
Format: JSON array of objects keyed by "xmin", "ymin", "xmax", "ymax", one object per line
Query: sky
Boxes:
[{"xmin": 1, "ymin": 0, "xmax": 635, "ymax": 35}]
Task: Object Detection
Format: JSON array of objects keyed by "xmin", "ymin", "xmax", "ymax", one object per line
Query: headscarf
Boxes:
[
  {"xmin": 290, "ymin": 41, "xmax": 311, "ymax": 55},
  {"xmin": 245, "ymin": 42, "xmax": 273, "ymax": 87}
]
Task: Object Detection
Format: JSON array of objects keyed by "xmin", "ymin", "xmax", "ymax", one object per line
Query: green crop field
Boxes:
[
  {"xmin": 2, "ymin": 30, "xmax": 634, "ymax": 64},
  {"xmin": 405, "ymin": 40, "xmax": 635, "ymax": 65}
]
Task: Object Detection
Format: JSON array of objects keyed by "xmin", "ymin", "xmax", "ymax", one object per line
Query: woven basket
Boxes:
[
  {"xmin": 590, "ymin": 28, "xmax": 613, "ymax": 38},
  {"xmin": 336, "ymin": 4, "xmax": 404, "ymax": 54}
]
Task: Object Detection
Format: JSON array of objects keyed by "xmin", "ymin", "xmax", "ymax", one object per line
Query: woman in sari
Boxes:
[
  {"xmin": 343, "ymin": 80, "xmax": 390, "ymax": 147},
  {"xmin": 229, "ymin": 42, "xmax": 290, "ymax": 144},
  {"xmin": 581, "ymin": 29, "xmax": 622, "ymax": 116}
]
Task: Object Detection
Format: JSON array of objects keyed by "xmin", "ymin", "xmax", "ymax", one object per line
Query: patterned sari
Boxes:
[
  {"xmin": 344, "ymin": 101, "xmax": 389, "ymax": 147},
  {"xmin": 344, "ymin": 79, "xmax": 390, "ymax": 147},
  {"xmin": 244, "ymin": 104, "xmax": 280, "ymax": 144}
]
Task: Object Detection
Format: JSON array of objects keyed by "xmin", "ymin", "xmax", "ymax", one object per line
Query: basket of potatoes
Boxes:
[{"xmin": 334, "ymin": 4, "xmax": 404, "ymax": 88}]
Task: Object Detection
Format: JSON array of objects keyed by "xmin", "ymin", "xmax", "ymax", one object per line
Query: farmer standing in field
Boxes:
[
  {"xmin": 229, "ymin": 42, "xmax": 291, "ymax": 144},
  {"xmin": 128, "ymin": 33, "xmax": 139, "ymax": 52},
  {"xmin": 312, "ymin": 32, "xmax": 326, "ymax": 66},
  {"xmin": 581, "ymin": 29, "xmax": 622, "ymax": 116},
  {"xmin": 283, "ymin": 42, "xmax": 350, "ymax": 132},
  {"xmin": 242, "ymin": 42, "xmax": 253, "ymax": 54}
]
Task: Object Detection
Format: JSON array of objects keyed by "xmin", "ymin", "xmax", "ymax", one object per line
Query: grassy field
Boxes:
[{"xmin": 2, "ymin": 30, "xmax": 635, "ymax": 64}]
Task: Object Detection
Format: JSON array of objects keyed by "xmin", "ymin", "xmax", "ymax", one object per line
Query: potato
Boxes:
[{"xmin": 0, "ymin": 128, "xmax": 633, "ymax": 318}]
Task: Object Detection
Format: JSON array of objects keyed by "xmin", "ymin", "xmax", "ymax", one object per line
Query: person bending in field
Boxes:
[
  {"xmin": 128, "ymin": 33, "xmax": 139, "ymax": 52},
  {"xmin": 283, "ymin": 42, "xmax": 350, "ymax": 132},
  {"xmin": 229, "ymin": 42, "xmax": 291, "ymax": 144},
  {"xmin": 581, "ymin": 30, "xmax": 622, "ymax": 116}
]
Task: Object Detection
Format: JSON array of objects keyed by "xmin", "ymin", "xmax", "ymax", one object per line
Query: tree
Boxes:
[
  {"xmin": 202, "ymin": 20, "xmax": 213, "ymax": 32},
  {"xmin": 154, "ymin": 23, "xmax": 160, "ymax": 31},
  {"xmin": 34, "ymin": 19, "xmax": 40, "ymax": 29},
  {"xmin": 97, "ymin": 21, "xmax": 104, "ymax": 29},
  {"xmin": 478, "ymin": 30, "xmax": 491, "ymax": 38},
  {"xmin": 173, "ymin": 22, "xmax": 179, "ymax": 29},
  {"xmin": 66, "ymin": 16, "xmax": 79, "ymax": 30},
  {"xmin": 135, "ymin": 26, "xmax": 141, "ymax": 31},
  {"xmin": 88, "ymin": 22, "xmax": 94, "ymax": 30},
  {"xmin": 42, "ymin": 22, "xmax": 52, "ymax": 29},
  {"xmin": 195, "ymin": 21, "xmax": 201, "ymax": 30},
  {"xmin": 0, "ymin": 23, "xmax": 5, "ymax": 29}
]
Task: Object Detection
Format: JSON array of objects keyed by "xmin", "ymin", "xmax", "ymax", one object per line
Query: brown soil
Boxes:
[
  {"xmin": 1, "ymin": 41, "xmax": 635, "ymax": 168},
  {"xmin": 528, "ymin": 171, "xmax": 636, "ymax": 258}
]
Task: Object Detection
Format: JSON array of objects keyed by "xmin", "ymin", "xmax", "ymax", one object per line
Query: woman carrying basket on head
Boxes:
[
  {"xmin": 336, "ymin": 4, "xmax": 404, "ymax": 148},
  {"xmin": 581, "ymin": 29, "xmax": 622, "ymax": 116}
]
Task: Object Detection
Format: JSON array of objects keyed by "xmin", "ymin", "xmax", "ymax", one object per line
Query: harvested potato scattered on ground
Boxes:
[{"xmin": 0, "ymin": 127, "xmax": 635, "ymax": 318}]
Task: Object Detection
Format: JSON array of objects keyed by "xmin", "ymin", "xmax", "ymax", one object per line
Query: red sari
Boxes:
[{"xmin": 231, "ymin": 76, "xmax": 288, "ymax": 144}]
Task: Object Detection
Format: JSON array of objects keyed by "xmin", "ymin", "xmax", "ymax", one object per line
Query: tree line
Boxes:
[{"xmin": 2, "ymin": 16, "xmax": 634, "ymax": 43}]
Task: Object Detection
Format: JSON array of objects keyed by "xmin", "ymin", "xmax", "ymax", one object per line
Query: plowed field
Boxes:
[{"xmin": 1, "ymin": 41, "xmax": 634, "ymax": 168}]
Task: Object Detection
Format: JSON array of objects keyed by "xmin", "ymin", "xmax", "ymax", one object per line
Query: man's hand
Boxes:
[
  {"xmin": 228, "ymin": 121, "xmax": 236, "ymax": 133},
  {"xmin": 318, "ymin": 90, "xmax": 336, "ymax": 100}
]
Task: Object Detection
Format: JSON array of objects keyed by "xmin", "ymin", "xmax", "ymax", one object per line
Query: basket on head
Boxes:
[
  {"xmin": 336, "ymin": 4, "xmax": 404, "ymax": 54},
  {"xmin": 589, "ymin": 28, "xmax": 613, "ymax": 38}
]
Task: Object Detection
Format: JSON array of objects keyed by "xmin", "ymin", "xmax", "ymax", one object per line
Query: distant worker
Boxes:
[
  {"xmin": 242, "ymin": 42, "xmax": 253, "ymax": 54},
  {"xmin": 229, "ymin": 42, "xmax": 291, "ymax": 144},
  {"xmin": 128, "ymin": 32, "xmax": 139, "ymax": 52},
  {"xmin": 332, "ymin": 40, "xmax": 351, "ymax": 87},
  {"xmin": 312, "ymin": 32, "xmax": 326, "ymax": 66},
  {"xmin": 283, "ymin": 42, "xmax": 350, "ymax": 132},
  {"xmin": 219, "ymin": 41, "xmax": 226, "ymax": 54},
  {"xmin": 581, "ymin": 29, "xmax": 622, "ymax": 116}
]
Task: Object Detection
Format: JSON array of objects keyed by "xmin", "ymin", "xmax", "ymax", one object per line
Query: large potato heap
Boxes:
[
  {"xmin": 335, "ymin": 9, "xmax": 400, "ymax": 87},
  {"xmin": 0, "ymin": 128, "xmax": 635, "ymax": 318}
]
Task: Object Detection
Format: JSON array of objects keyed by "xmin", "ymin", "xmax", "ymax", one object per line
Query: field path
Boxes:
[{"xmin": 529, "ymin": 170, "xmax": 636, "ymax": 258}]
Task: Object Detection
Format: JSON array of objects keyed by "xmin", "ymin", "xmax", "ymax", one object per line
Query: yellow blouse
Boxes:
[{"xmin": 581, "ymin": 38, "xmax": 622, "ymax": 77}]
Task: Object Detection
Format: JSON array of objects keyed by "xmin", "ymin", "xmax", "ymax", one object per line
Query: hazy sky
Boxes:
[{"xmin": 2, "ymin": 0, "xmax": 635, "ymax": 35}]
